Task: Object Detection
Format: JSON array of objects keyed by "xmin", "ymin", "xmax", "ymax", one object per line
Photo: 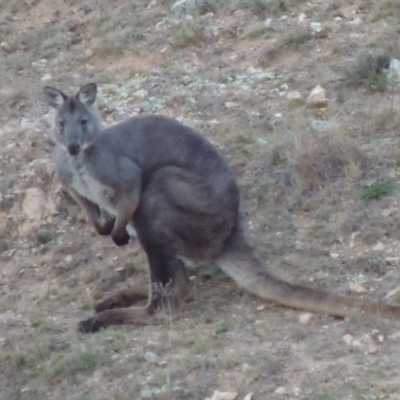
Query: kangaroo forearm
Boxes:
[
  {"xmin": 111, "ymin": 193, "xmax": 140, "ymax": 246},
  {"xmin": 67, "ymin": 189, "xmax": 113, "ymax": 235}
]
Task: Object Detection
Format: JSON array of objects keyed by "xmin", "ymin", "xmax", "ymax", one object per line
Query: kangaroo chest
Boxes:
[
  {"xmin": 66, "ymin": 158, "xmax": 136, "ymax": 237},
  {"xmin": 70, "ymin": 162, "xmax": 116, "ymax": 215}
]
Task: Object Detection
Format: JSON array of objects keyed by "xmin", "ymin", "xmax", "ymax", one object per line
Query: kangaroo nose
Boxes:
[{"xmin": 67, "ymin": 143, "xmax": 80, "ymax": 156}]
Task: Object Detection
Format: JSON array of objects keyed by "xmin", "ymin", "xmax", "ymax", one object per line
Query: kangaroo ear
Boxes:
[
  {"xmin": 78, "ymin": 83, "xmax": 97, "ymax": 107},
  {"xmin": 43, "ymin": 86, "xmax": 67, "ymax": 109}
]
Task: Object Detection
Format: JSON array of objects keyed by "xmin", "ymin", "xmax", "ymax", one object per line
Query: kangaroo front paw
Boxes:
[
  {"xmin": 112, "ymin": 230, "xmax": 130, "ymax": 246},
  {"xmin": 95, "ymin": 218, "xmax": 115, "ymax": 236}
]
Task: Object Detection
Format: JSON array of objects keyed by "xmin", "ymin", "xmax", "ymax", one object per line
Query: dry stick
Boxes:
[
  {"xmin": 45, "ymin": 246, "xmax": 54, "ymax": 298},
  {"xmin": 389, "ymin": 60, "xmax": 397, "ymax": 114},
  {"xmin": 159, "ymin": 281, "xmax": 173, "ymax": 396}
]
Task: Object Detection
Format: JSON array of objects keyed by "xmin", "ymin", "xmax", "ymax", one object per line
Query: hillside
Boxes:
[{"xmin": 1, "ymin": 1, "xmax": 400, "ymax": 399}]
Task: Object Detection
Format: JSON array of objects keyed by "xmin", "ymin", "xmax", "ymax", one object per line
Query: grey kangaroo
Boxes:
[{"xmin": 43, "ymin": 83, "xmax": 400, "ymax": 333}]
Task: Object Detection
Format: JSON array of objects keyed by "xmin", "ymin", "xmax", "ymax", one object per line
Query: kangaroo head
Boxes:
[{"xmin": 43, "ymin": 83, "xmax": 100, "ymax": 156}]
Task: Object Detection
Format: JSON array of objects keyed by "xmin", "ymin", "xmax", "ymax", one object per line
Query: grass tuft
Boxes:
[
  {"xmin": 344, "ymin": 51, "xmax": 391, "ymax": 92},
  {"xmin": 360, "ymin": 180, "xmax": 396, "ymax": 201},
  {"xmin": 37, "ymin": 230, "xmax": 53, "ymax": 245},
  {"xmin": 47, "ymin": 343, "xmax": 111, "ymax": 382},
  {"xmin": 270, "ymin": 127, "xmax": 366, "ymax": 193},
  {"xmin": 171, "ymin": 21, "xmax": 203, "ymax": 49}
]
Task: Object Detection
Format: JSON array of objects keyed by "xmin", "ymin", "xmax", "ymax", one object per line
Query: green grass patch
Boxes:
[
  {"xmin": 47, "ymin": 343, "xmax": 111, "ymax": 382},
  {"xmin": 37, "ymin": 230, "xmax": 53, "ymax": 245},
  {"xmin": 360, "ymin": 180, "xmax": 396, "ymax": 200},
  {"xmin": 244, "ymin": 23, "xmax": 271, "ymax": 39},
  {"xmin": 214, "ymin": 319, "xmax": 231, "ymax": 335}
]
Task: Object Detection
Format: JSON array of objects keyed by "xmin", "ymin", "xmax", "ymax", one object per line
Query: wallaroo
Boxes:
[{"xmin": 43, "ymin": 83, "xmax": 400, "ymax": 333}]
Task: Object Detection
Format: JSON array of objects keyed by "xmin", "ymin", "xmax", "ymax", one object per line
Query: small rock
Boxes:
[
  {"xmin": 141, "ymin": 387, "xmax": 163, "ymax": 398},
  {"xmin": 385, "ymin": 257, "xmax": 400, "ymax": 266},
  {"xmin": 371, "ymin": 329, "xmax": 385, "ymax": 343},
  {"xmin": 85, "ymin": 49, "xmax": 94, "ymax": 58},
  {"xmin": 241, "ymin": 363, "xmax": 253, "ymax": 372},
  {"xmin": 350, "ymin": 17, "xmax": 362, "ymax": 25},
  {"xmin": 386, "ymin": 286, "xmax": 400, "ymax": 298},
  {"xmin": 233, "ymin": 9, "xmax": 246, "ymax": 18},
  {"xmin": 353, "ymin": 273, "xmax": 367, "ymax": 283},
  {"xmin": 256, "ymin": 137, "xmax": 267, "ymax": 145},
  {"xmin": 293, "ymin": 388, "xmax": 301, "ymax": 396},
  {"xmin": 373, "ymin": 242, "xmax": 385, "ymax": 251},
  {"xmin": 0, "ymin": 211, "xmax": 7, "ymax": 230},
  {"xmin": 348, "ymin": 282, "xmax": 368, "ymax": 293},
  {"xmin": 384, "ymin": 58, "xmax": 400, "ymax": 85},
  {"xmin": 0, "ymin": 41, "xmax": 11, "ymax": 53},
  {"xmin": 330, "ymin": 251, "xmax": 339, "ymax": 259},
  {"xmin": 299, "ymin": 313, "xmax": 313, "ymax": 324},
  {"xmin": 280, "ymin": 83, "xmax": 289, "ymax": 92},
  {"xmin": 310, "ymin": 22, "xmax": 322, "ymax": 33},
  {"xmin": 310, "ymin": 119, "xmax": 330, "ymax": 132},
  {"xmin": 64, "ymin": 255, "xmax": 73, "ymax": 264},
  {"xmin": 224, "ymin": 102, "xmax": 238, "ymax": 109},
  {"xmin": 41, "ymin": 73, "xmax": 53, "ymax": 83},
  {"xmin": 275, "ymin": 387, "xmax": 286, "ymax": 395},
  {"xmin": 207, "ymin": 391, "xmax": 238, "ymax": 400},
  {"xmin": 381, "ymin": 208, "xmax": 397, "ymax": 218},
  {"xmin": 132, "ymin": 89, "xmax": 148, "ymax": 99},
  {"xmin": 343, "ymin": 334, "xmax": 355, "ymax": 346},
  {"xmin": 360, "ymin": 333, "xmax": 378, "ymax": 353},
  {"xmin": 343, "ymin": 333, "xmax": 378, "ymax": 352},
  {"xmin": 170, "ymin": 0, "xmax": 205, "ymax": 19},
  {"xmin": 256, "ymin": 305, "xmax": 266, "ymax": 311},
  {"xmin": 19, "ymin": 188, "xmax": 56, "ymax": 235},
  {"xmin": 243, "ymin": 394, "xmax": 253, "ymax": 400},
  {"xmin": 298, "ymin": 13, "xmax": 307, "ymax": 22},
  {"xmin": 264, "ymin": 18, "xmax": 272, "ymax": 28},
  {"xmin": 306, "ymin": 85, "xmax": 328, "ymax": 108},
  {"xmin": 349, "ymin": 232, "xmax": 360, "ymax": 249},
  {"xmin": 286, "ymin": 90, "xmax": 302, "ymax": 105},
  {"xmin": 20, "ymin": 117, "xmax": 36, "ymax": 129},
  {"xmin": 144, "ymin": 351, "xmax": 159, "ymax": 363}
]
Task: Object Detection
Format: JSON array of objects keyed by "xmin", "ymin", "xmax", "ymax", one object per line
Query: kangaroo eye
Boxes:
[
  {"xmin": 81, "ymin": 117, "xmax": 88, "ymax": 126},
  {"xmin": 58, "ymin": 120, "xmax": 65, "ymax": 128}
]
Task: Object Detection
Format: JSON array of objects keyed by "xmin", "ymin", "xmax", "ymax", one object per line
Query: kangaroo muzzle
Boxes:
[{"xmin": 67, "ymin": 143, "xmax": 81, "ymax": 156}]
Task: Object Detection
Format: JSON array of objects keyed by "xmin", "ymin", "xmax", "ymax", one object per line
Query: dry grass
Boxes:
[
  {"xmin": 269, "ymin": 127, "xmax": 366, "ymax": 193},
  {"xmin": 170, "ymin": 20, "xmax": 204, "ymax": 49},
  {"xmin": 2, "ymin": 0, "xmax": 400, "ymax": 399},
  {"xmin": 343, "ymin": 50, "xmax": 391, "ymax": 92}
]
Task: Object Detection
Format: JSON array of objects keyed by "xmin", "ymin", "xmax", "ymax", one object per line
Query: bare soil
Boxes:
[{"xmin": 1, "ymin": 1, "xmax": 400, "ymax": 399}]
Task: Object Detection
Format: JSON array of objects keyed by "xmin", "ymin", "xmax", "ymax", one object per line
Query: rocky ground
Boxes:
[{"xmin": 2, "ymin": 0, "xmax": 400, "ymax": 399}]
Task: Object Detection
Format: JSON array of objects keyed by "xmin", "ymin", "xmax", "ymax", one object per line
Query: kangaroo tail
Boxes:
[{"xmin": 216, "ymin": 230, "xmax": 400, "ymax": 320}]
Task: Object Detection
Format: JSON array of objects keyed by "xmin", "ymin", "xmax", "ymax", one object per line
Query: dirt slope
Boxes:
[{"xmin": 1, "ymin": 1, "xmax": 400, "ymax": 399}]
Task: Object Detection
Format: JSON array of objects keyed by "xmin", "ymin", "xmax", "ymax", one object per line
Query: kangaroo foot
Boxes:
[
  {"xmin": 94, "ymin": 285, "xmax": 149, "ymax": 313},
  {"xmin": 79, "ymin": 305, "xmax": 155, "ymax": 333},
  {"xmin": 112, "ymin": 230, "xmax": 130, "ymax": 246},
  {"xmin": 94, "ymin": 218, "xmax": 115, "ymax": 236}
]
